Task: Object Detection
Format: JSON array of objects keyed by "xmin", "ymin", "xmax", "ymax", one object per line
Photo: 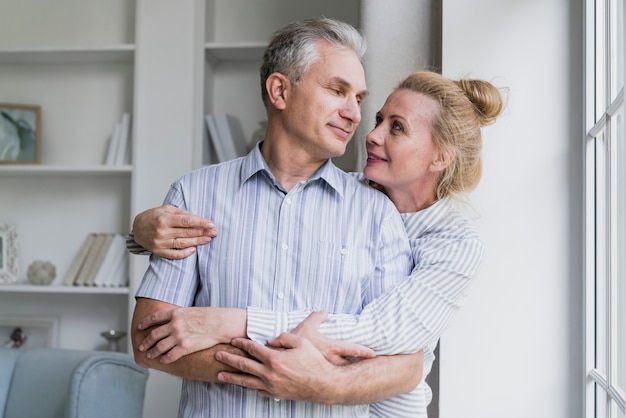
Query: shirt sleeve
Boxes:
[
  {"xmin": 247, "ymin": 214, "xmax": 484, "ymax": 355},
  {"xmin": 125, "ymin": 231, "xmax": 151, "ymax": 255},
  {"xmin": 135, "ymin": 182, "xmax": 200, "ymax": 307}
]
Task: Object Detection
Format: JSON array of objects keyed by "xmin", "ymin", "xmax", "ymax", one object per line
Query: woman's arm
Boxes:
[
  {"xmin": 133, "ymin": 201, "xmax": 483, "ymax": 357},
  {"xmin": 248, "ymin": 206, "xmax": 484, "ymax": 355}
]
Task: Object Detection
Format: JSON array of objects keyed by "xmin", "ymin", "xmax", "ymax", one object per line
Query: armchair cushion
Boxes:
[{"xmin": 0, "ymin": 348, "xmax": 148, "ymax": 418}]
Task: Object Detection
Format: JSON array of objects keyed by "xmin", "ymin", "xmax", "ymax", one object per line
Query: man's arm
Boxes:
[
  {"xmin": 130, "ymin": 205, "xmax": 217, "ymax": 259},
  {"xmin": 215, "ymin": 335, "xmax": 423, "ymax": 404},
  {"xmin": 132, "ymin": 297, "xmax": 245, "ymax": 381}
]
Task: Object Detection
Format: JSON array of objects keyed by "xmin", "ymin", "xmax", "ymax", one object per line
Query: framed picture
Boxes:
[
  {"xmin": 0, "ymin": 223, "xmax": 19, "ymax": 284},
  {"xmin": 0, "ymin": 103, "xmax": 41, "ymax": 164},
  {"xmin": 0, "ymin": 317, "xmax": 59, "ymax": 349}
]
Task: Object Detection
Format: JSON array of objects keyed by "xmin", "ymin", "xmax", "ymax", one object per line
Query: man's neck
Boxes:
[{"xmin": 260, "ymin": 139, "xmax": 329, "ymax": 192}]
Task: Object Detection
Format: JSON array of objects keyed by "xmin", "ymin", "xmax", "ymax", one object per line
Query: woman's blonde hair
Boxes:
[{"xmin": 397, "ymin": 71, "xmax": 504, "ymax": 199}]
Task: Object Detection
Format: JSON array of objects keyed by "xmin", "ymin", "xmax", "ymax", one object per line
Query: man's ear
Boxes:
[{"xmin": 266, "ymin": 73, "xmax": 290, "ymax": 110}]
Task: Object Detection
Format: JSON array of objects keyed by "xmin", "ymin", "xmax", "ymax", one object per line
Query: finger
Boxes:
[
  {"xmin": 229, "ymin": 338, "xmax": 270, "ymax": 359},
  {"xmin": 292, "ymin": 310, "xmax": 328, "ymax": 334},
  {"xmin": 215, "ymin": 350, "xmax": 264, "ymax": 376},
  {"xmin": 145, "ymin": 336, "xmax": 177, "ymax": 359},
  {"xmin": 171, "ymin": 236, "xmax": 213, "ymax": 249},
  {"xmin": 331, "ymin": 340, "xmax": 376, "ymax": 359},
  {"xmin": 138, "ymin": 310, "xmax": 173, "ymax": 330},
  {"xmin": 175, "ymin": 212, "xmax": 215, "ymax": 230},
  {"xmin": 139, "ymin": 327, "xmax": 170, "ymax": 352},
  {"xmin": 159, "ymin": 346, "xmax": 186, "ymax": 364},
  {"xmin": 152, "ymin": 247, "xmax": 197, "ymax": 259},
  {"xmin": 267, "ymin": 332, "xmax": 301, "ymax": 349},
  {"xmin": 217, "ymin": 371, "xmax": 267, "ymax": 392}
]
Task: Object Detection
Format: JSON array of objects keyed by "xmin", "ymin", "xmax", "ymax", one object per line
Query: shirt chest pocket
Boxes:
[{"xmin": 304, "ymin": 242, "xmax": 374, "ymax": 312}]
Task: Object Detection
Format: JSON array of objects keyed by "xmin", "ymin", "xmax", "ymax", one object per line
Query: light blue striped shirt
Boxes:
[
  {"xmin": 247, "ymin": 195, "xmax": 485, "ymax": 417},
  {"xmin": 136, "ymin": 145, "xmax": 413, "ymax": 417}
]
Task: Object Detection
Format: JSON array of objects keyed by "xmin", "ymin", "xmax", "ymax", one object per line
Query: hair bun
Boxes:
[{"xmin": 455, "ymin": 79, "xmax": 505, "ymax": 126}]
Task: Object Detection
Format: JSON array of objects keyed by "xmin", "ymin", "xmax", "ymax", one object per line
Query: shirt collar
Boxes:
[
  {"xmin": 240, "ymin": 142, "xmax": 345, "ymax": 197},
  {"xmin": 400, "ymin": 197, "xmax": 453, "ymax": 238}
]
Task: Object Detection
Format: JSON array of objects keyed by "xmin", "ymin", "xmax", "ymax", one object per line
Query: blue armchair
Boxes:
[{"xmin": 0, "ymin": 347, "xmax": 148, "ymax": 418}]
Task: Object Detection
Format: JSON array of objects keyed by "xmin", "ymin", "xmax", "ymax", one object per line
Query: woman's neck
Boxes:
[{"xmin": 383, "ymin": 184, "xmax": 438, "ymax": 214}]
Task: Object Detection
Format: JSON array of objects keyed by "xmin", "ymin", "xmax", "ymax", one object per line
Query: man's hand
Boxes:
[
  {"xmin": 132, "ymin": 205, "xmax": 218, "ymax": 259},
  {"xmin": 288, "ymin": 311, "xmax": 375, "ymax": 365},
  {"xmin": 136, "ymin": 307, "xmax": 247, "ymax": 364},
  {"xmin": 216, "ymin": 335, "xmax": 349, "ymax": 404}
]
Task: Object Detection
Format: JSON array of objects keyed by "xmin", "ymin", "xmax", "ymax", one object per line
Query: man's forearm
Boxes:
[
  {"xmin": 132, "ymin": 297, "xmax": 242, "ymax": 381},
  {"xmin": 140, "ymin": 343, "xmax": 244, "ymax": 382},
  {"xmin": 331, "ymin": 352, "xmax": 423, "ymax": 404}
]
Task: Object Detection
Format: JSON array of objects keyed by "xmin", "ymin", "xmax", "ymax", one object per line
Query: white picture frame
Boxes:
[
  {"xmin": 0, "ymin": 223, "xmax": 18, "ymax": 284},
  {"xmin": 0, "ymin": 316, "xmax": 59, "ymax": 349}
]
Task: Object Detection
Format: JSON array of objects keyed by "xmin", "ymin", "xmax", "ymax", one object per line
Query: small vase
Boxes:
[{"xmin": 100, "ymin": 329, "xmax": 127, "ymax": 352}]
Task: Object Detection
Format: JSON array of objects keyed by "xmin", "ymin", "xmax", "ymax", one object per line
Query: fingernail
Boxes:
[{"xmin": 139, "ymin": 344, "xmax": 144, "ymax": 351}]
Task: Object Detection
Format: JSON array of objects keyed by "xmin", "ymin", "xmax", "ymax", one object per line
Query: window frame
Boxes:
[{"xmin": 584, "ymin": 0, "xmax": 625, "ymax": 416}]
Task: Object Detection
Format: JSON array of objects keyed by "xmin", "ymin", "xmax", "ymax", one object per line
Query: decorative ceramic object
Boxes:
[
  {"xmin": 100, "ymin": 329, "xmax": 127, "ymax": 352},
  {"xmin": 26, "ymin": 260, "xmax": 56, "ymax": 285}
]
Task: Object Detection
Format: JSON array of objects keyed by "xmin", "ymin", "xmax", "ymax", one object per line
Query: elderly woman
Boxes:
[{"xmin": 130, "ymin": 70, "xmax": 504, "ymax": 417}]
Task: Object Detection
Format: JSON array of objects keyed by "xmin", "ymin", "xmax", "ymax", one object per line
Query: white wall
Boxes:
[{"xmin": 439, "ymin": 1, "xmax": 584, "ymax": 417}]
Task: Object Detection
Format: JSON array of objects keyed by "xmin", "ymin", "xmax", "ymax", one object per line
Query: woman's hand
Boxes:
[
  {"xmin": 133, "ymin": 205, "xmax": 218, "ymax": 259},
  {"xmin": 137, "ymin": 307, "xmax": 247, "ymax": 364},
  {"xmin": 287, "ymin": 311, "xmax": 375, "ymax": 365}
]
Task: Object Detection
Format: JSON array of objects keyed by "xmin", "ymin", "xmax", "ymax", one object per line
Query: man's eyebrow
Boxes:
[{"xmin": 329, "ymin": 76, "xmax": 369, "ymax": 98}]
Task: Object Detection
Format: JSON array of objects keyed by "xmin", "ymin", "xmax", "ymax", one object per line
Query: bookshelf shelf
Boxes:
[
  {"xmin": 0, "ymin": 45, "xmax": 135, "ymax": 65},
  {"xmin": 0, "ymin": 284, "xmax": 129, "ymax": 295},
  {"xmin": 0, "ymin": 165, "xmax": 132, "ymax": 177},
  {"xmin": 204, "ymin": 42, "xmax": 266, "ymax": 64}
]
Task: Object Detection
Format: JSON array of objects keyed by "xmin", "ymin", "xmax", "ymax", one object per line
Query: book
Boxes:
[
  {"xmin": 205, "ymin": 114, "xmax": 226, "ymax": 162},
  {"xmin": 105, "ymin": 250, "xmax": 129, "ymax": 287},
  {"xmin": 213, "ymin": 113, "xmax": 248, "ymax": 161},
  {"xmin": 75, "ymin": 233, "xmax": 113, "ymax": 286},
  {"xmin": 205, "ymin": 113, "xmax": 247, "ymax": 162},
  {"xmin": 92, "ymin": 234, "xmax": 127, "ymax": 287},
  {"xmin": 63, "ymin": 233, "xmax": 98, "ymax": 286},
  {"xmin": 104, "ymin": 122, "xmax": 121, "ymax": 165},
  {"xmin": 114, "ymin": 113, "xmax": 131, "ymax": 165}
]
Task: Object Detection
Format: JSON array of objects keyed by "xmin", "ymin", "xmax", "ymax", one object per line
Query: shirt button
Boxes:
[
  {"xmin": 277, "ymin": 292, "xmax": 285, "ymax": 300},
  {"xmin": 281, "ymin": 244, "xmax": 288, "ymax": 251},
  {"xmin": 285, "ymin": 198, "xmax": 292, "ymax": 205},
  {"xmin": 340, "ymin": 248, "xmax": 348, "ymax": 255}
]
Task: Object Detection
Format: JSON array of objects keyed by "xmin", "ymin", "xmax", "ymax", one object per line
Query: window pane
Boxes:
[
  {"xmin": 611, "ymin": 0, "xmax": 624, "ymax": 99},
  {"xmin": 596, "ymin": 131, "xmax": 608, "ymax": 377},
  {"xmin": 597, "ymin": 0, "xmax": 606, "ymax": 121},
  {"xmin": 614, "ymin": 0, "xmax": 623, "ymax": 95},
  {"xmin": 617, "ymin": 108, "xmax": 625, "ymax": 396}
]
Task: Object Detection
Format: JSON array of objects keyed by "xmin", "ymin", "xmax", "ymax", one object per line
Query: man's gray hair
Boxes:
[{"xmin": 259, "ymin": 17, "xmax": 366, "ymax": 107}]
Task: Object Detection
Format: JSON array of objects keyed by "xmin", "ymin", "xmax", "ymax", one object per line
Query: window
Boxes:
[{"xmin": 584, "ymin": 0, "xmax": 625, "ymax": 417}]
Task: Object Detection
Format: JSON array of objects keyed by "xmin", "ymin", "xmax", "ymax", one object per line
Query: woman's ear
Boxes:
[
  {"xmin": 266, "ymin": 73, "xmax": 290, "ymax": 110},
  {"xmin": 430, "ymin": 147, "xmax": 456, "ymax": 172}
]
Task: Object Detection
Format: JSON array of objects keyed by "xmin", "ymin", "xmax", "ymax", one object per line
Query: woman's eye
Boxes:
[
  {"xmin": 392, "ymin": 121, "xmax": 404, "ymax": 132},
  {"xmin": 374, "ymin": 116, "xmax": 382, "ymax": 127}
]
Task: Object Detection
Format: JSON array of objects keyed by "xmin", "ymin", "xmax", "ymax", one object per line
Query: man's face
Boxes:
[{"xmin": 282, "ymin": 41, "xmax": 368, "ymax": 161}]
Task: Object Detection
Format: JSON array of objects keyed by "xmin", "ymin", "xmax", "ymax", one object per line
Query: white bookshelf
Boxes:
[
  {"xmin": 0, "ymin": 1, "xmax": 135, "ymax": 352},
  {"xmin": 1, "ymin": 1, "xmax": 361, "ymax": 416}
]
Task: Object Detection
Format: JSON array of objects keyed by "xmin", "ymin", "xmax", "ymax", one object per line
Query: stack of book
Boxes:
[
  {"xmin": 205, "ymin": 113, "xmax": 248, "ymax": 162},
  {"xmin": 104, "ymin": 113, "xmax": 132, "ymax": 165},
  {"xmin": 63, "ymin": 233, "xmax": 129, "ymax": 287}
]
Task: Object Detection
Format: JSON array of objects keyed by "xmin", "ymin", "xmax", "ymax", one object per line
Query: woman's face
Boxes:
[{"xmin": 363, "ymin": 88, "xmax": 443, "ymax": 196}]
